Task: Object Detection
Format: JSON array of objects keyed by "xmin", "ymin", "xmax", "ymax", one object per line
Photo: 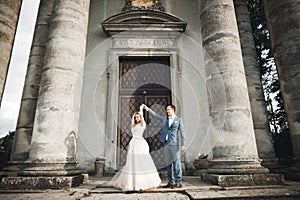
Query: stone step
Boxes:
[{"xmin": 185, "ymin": 187, "xmax": 300, "ymax": 200}]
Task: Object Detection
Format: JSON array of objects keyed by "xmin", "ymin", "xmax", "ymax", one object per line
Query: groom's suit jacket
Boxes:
[{"xmin": 147, "ymin": 108, "xmax": 185, "ymax": 147}]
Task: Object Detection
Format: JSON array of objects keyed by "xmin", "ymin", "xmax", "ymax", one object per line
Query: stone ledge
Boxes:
[
  {"xmin": 202, "ymin": 173, "xmax": 285, "ymax": 187},
  {"xmin": 101, "ymin": 10, "xmax": 187, "ymax": 36},
  {"xmin": 186, "ymin": 187, "xmax": 300, "ymax": 200},
  {"xmin": 0, "ymin": 175, "xmax": 83, "ymax": 190}
]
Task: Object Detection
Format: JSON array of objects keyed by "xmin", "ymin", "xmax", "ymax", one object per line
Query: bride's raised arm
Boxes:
[
  {"xmin": 139, "ymin": 104, "xmax": 146, "ymax": 127},
  {"xmin": 139, "ymin": 105, "xmax": 144, "ymax": 117}
]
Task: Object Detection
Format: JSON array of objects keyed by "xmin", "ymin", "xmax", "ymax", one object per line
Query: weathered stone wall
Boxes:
[{"xmin": 0, "ymin": 0, "xmax": 22, "ymax": 106}]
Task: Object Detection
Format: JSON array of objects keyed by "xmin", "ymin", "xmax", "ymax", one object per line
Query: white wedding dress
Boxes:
[{"xmin": 111, "ymin": 124, "xmax": 161, "ymax": 191}]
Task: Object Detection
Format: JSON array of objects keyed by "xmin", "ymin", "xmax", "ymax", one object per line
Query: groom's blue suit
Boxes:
[{"xmin": 147, "ymin": 108, "xmax": 185, "ymax": 185}]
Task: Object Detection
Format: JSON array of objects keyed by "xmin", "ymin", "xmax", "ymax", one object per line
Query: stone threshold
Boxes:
[
  {"xmin": 90, "ymin": 184, "xmax": 300, "ymax": 200},
  {"xmin": 0, "ymin": 176, "xmax": 299, "ymax": 200},
  {"xmin": 88, "ymin": 184, "xmax": 300, "ymax": 200},
  {"xmin": 185, "ymin": 188, "xmax": 300, "ymax": 200}
]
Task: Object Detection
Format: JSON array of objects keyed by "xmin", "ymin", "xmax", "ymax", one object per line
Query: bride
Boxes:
[{"xmin": 111, "ymin": 105, "xmax": 161, "ymax": 191}]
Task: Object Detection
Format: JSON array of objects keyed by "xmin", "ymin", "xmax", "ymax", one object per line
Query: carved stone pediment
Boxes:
[{"xmin": 101, "ymin": 10, "xmax": 187, "ymax": 36}]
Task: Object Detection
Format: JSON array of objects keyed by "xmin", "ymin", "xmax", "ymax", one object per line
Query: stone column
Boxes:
[
  {"xmin": 18, "ymin": 0, "xmax": 90, "ymax": 176},
  {"xmin": 234, "ymin": 0, "xmax": 277, "ymax": 169},
  {"xmin": 263, "ymin": 0, "xmax": 300, "ymax": 181},
  {"xmin": 200, "ymin": 0, "xmax": 283, "ymax": 186},
  {"xmin": 7, "ymin": 0, "xmax": 54, "ymax": 170},
  {"xmin": 0, "ymin": 0, "xmax": 22, "ymax": 106}
]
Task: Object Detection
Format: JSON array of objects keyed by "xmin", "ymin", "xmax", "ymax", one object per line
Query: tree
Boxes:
[
  {"xmin": 0, "ymin": 131, "xmax": 15, "ymax": 169},
  {"xmin": 247, "ymin": 0, "xmax": 292, "ymax": 161}
]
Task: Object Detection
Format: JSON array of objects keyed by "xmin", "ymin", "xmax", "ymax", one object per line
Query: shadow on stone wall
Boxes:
[{"xmin": 273, "ymin": 129, "xmax": 293, "ymax": 165}]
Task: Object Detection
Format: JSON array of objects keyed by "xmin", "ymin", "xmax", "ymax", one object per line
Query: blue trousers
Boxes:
[{"xmin": 164, "ymin": 144, "xmax": 182, "ymax": 185}]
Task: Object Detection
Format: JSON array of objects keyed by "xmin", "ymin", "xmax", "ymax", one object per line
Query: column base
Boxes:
[
  {"xmin": 207, "ymin": 157, "xmax": 270, "ymax": 174},
  {"xmin": 2, "ymin": 161, "xmax": 29, "ymax": 173},
  {"xmin": 18, "ymin": 162, "xmax": 83, "ymax": 176},
  {"xmin": 285, "ymin": 171, "xmax": 300, "ymax": 181},
  {"xmin": 285, "ymin": 162, "xmax": 300, "ymax": 181},
  {"xmin": 0, "ymin": 161, "xmax": 29, "ymax": 179},
  {"xmin": 202, "ymin": 173, "xmax": 285, "ymax": 187},
  {"xmin": 0, "ymin": 175, "xmax": 83, "ymax": 189},
  {"xmin": 0, "ymin": 161, "xmax": 84, "ymax": 189},
  {"xmin": 260, "ymin": 158, "xmax": 279, "ymax": 172},
  {"xmin": 202, "ymin": 157, "xmax": 285, "ymax": 186}
]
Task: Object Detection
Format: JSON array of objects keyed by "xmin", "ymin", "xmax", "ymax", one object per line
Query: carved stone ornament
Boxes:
[
  {"xmin": 122, "ymin": 0, "xmax": 164, "ymax": 12},
  {"xmin": 101, "ymin": 10, "xmax": 187, "ymax": 36}
]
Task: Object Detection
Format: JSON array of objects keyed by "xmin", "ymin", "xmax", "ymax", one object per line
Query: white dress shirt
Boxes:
[
  {"xmin": 166, "ymin": 115, "xmax": 176, "ymax": 140},
  {"xmin": 168, "ymin": 115, "xmax": 176, "ymax": 127}
]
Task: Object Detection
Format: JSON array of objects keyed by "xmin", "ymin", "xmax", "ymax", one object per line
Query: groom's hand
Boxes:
[
  {"xmin": 142, "ymin": 104, "xmax": 148, "ymax": 110},
  {"xmin": 180, "ymin": 146, "xmax": 185, "ymax": 152}
]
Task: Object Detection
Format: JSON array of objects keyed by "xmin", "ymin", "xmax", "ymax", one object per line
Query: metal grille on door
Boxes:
[{"xmin": 118, "ymin": 56, "xmax": 171, "ymax": 169}]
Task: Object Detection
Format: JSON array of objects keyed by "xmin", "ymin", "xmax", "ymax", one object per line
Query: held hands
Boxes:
[
  {"xmin": 139, "ymin": 104, "xmax": 147, "ymax": 113},
  {"xmin": 142, "ymin": 102, "xmax": 185, "ymax": 152},
  {"xmin": 141, "ymin": 104, "xmax": 148, "ymax": 110}
]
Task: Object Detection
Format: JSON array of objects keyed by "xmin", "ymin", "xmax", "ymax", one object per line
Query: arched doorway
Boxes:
[{"xmin": 117, "ymin": 56, "xmax": 171, "ymax": 169}]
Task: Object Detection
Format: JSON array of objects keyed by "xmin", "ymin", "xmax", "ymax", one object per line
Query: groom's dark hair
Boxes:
[{"xmin": 166, "ymin": 104, "xmax": 176, "ymax": 112}]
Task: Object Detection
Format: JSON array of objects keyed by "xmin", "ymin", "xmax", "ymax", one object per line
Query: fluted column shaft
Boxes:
[
  {"xmin": 20, "ymin": 0, "xmax": 90, "ymax": 176},
  {"xmin": 234, "ymin": 0, "xmax": 276, "ymax": 169},
  {"xmin": 200, "ymin": 0, "xmax": 267, "ymax": 174},
  {"xmin": 0, "ymin": 0, "xmax": 22, "ymax": 106},
  {"xmin": 9, "ymin": 0, "xmax": 54, "ymax": 164},
  {"xmin": 263, "ymin": 0, "xmax": 300, "ymax": 180}
]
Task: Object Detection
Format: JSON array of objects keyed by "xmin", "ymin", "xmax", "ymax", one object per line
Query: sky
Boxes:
[{"xmin": 0, "ymin": 1, "xmax": 40, "ymax": 137}]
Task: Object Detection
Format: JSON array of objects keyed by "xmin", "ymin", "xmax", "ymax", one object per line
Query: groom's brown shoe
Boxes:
[
  {"xmin": 162, "ymin": 183, "xmax": 175, "ymax": 188},
  {"xmin": 171, "ymin": 184, "xmax": 183, "ymax": 189}
]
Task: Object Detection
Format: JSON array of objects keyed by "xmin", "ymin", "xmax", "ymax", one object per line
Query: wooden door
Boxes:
[{"xmin": 118, "ymin": 56, "xmax": 171, "ymax": 169}]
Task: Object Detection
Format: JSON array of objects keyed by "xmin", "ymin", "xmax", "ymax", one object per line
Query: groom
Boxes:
[{"xmin": 142, "ymin": 104, "xmax": 185, "ymax": 189}]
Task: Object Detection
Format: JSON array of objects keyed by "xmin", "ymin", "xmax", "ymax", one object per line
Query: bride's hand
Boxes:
[{"xmin": 139, "ymin": 104, "xmax": 145, "ymax": 112}]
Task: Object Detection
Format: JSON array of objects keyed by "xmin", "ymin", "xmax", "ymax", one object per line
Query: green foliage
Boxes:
[
  {"xmin": 0, "ymin": 131, "xmax": 15, "ymax": 169},
  {"xmin": 247, "ymin": 0, "xmax": 289, "ymax": 134},
  {"xmin": 247, "ymin": 0, "xmax": 292, "ymax": 160}
]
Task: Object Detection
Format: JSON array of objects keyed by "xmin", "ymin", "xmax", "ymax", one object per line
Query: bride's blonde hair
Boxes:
[{"xmin": 131, "ymin": 112, "xmax": 146, "ymax": 128}]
